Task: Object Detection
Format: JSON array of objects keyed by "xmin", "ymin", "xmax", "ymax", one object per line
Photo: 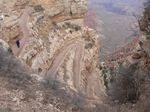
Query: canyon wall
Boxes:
[
  {"xmin": 0, "ymin": 0, "xmax": 149, "ymax": 112},
  {"xmin": 0, "ymin": 0, "xmax": 105, "ymax": 104}
]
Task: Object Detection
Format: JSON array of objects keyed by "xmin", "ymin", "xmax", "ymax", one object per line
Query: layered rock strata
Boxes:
[{"xmin": 0, "ymin": 0, "xmax": 105, "ymax": 101}]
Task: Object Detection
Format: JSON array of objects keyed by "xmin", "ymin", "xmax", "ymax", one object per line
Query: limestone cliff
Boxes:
[
  {"xmin": 0, "ymin": 0, "xmax": 106, "ymax": 111},
  {"xmin": 0, "ymin": 0, "xmax": 149, "ymax": 112}
]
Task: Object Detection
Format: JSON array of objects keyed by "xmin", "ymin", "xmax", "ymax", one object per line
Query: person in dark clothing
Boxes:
[{"xmin": 16, "ymin": 40, "xmax": 20, "ymax": 48}]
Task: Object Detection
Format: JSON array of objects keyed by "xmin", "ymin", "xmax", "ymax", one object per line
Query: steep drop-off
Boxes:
[{"xmin": 0, "ymin": 0, "xmax": 149, "ymax": 112}]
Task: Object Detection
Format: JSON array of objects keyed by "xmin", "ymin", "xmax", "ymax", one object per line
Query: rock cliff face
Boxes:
[
  {"xmin": 0, "ymin": 0, "xmax": 149, "ymax": 112},
  {"xmin": 0, "ymin": 0, "xmax": 105, "ymax": 109}
]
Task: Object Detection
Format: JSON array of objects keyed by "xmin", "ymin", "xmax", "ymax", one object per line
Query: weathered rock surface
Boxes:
[
  {"xmin": 0, "ymin": 0, "xmax": 106, "ymax": 111},
  {"xmin": 1, "ymin": 0, "xmax": 149, "ymax": 111}
]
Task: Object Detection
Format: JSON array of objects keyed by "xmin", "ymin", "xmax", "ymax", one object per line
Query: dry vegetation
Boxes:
[{"xmin": 139, "ymin": 1, "xmax": 150, "ymax": 35}]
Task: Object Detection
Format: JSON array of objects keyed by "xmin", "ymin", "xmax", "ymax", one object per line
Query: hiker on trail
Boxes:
[{"xmin": 16, "ymin": 39, "xmax": 20, "ymax": 48}]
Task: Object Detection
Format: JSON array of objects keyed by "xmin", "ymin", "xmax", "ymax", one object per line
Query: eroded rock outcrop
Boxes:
[{"xmin": 0, "ymin": 0, "xmax": 105, "ymax": 107}]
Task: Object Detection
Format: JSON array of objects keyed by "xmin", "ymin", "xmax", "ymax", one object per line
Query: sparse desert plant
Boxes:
[
  {"xmin": 107, "ymin": 63, "xmax": 139, "ymax": 103},
  {"xmin": 139, "ymin": 1, "xmax": 150, "ymax": 34}
]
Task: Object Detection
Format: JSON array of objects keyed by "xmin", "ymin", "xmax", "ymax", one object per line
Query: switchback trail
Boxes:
[{"xmin": 46, "ymin": 40, "xmax": 84, "ymax": 90}]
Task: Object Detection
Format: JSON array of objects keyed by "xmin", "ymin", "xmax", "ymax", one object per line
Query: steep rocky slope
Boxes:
[
  {"xmin": 0, "ymin": 0, "xmax": 106, "ymax": 111},
  {"xmin": 0, "ymin": 0, "xmax": 149, "ymax": 112},
  {"xmin": 0, "ymin": 0, "xmax": 105, "ymax": 98}
]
